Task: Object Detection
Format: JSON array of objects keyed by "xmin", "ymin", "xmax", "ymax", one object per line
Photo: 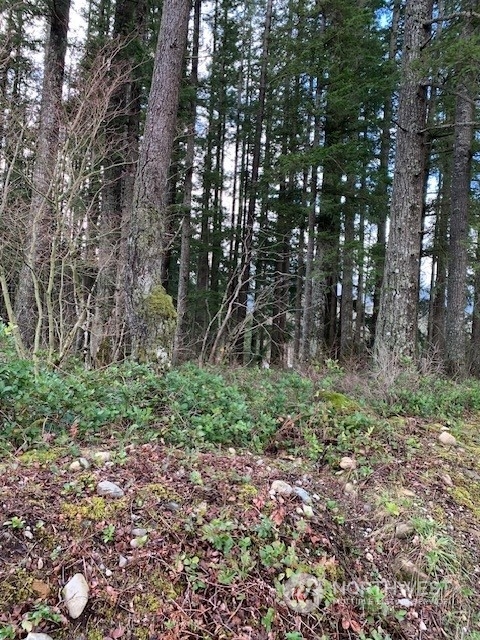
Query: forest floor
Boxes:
[{"xmin": 1, "ymin": 407, "xmax": 480, "ymax": 640}]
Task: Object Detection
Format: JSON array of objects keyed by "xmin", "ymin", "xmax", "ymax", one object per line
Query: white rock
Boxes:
[
  {"xmin": 26, "ymin": 634, "xmax": 54, "ymax": 640},
  {"xmin": 438, "ymin": 432, "xmax": 456, "ymax": 447},
  {"xmin": 69, "ymin": 460, "xmax": 82, "ymax": 472},
  {"xmin": 97, "ymin": 481, "xmax": 124, "ymax": 498},
  {"xmin": 419, "ymin": 620, "xmax": 427, "ymax": 631},
  {"xmin": 441, "ymin": 473, "xmax": 453, "ymax": 486},
  {"xmin": 339, "ymin": 456, "xmax": 357, "ymax": 471},
  {"xmin": 395, "ymin": 523, "xmax": 414, "ymax": 539},
  {"xmin": 228, "ymin": 447, "xmax": 236, "ymax": 455},
  {"xmin": 93, "ymin": 451, "xmax": 112, "ymax": 464},
  {"xmin": 132, "ymin": 527, "xmax": 147, "ymax": 537},
  {"xmin": 302, "ymin": 505, "xmax": 314, "ymax": 518},
  {"xmin": 130, "ymin": 536, "xmax": 147, "ymax": 549},
  {"xmin": 62, "ymin": 573, "xmax": 89, "ymax": 619},
  {"xmin": 344, "ymin": 482, "xmax": 356, "ymax": 495},
  {"xmin": 79, "ymin": 457, "xmax": 90, "ymax": 469},
  {"xmin": 269, "ymin": 480, "xmax": 293, "ymax": 497},
  {"xmin": 105, "ymin": 568, "xmax": 112, "ymax": 578},
  {"xmin": 397, "ymin": 598, "xmax": 413, "ymax": 607}
]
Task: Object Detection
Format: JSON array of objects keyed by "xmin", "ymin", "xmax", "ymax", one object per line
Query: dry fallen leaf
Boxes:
[{"xmin": 32, "ymin": 578, "xmax": 50, "ymax": 599}]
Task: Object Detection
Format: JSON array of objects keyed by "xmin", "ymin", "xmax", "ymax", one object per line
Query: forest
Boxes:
[
  {"xmin": 0, "ymin": 0, "xmax": 478, "ymax": 373},
  {"xmin": 1, "ymin": 1, "xmax": 480, "ymax": 640}
]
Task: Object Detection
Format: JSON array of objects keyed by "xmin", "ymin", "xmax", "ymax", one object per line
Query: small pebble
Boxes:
[{"xmin": 339, "ymin": 456, "xmax": 357, "ymax": 471}]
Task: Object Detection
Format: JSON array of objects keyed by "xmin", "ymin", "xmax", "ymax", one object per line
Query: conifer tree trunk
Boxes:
[
  {"xmin": 445, "ymin": 80, "xmax": 474, "ymax": 375},
  {"xmin": 300, "ymin": 73, "xmax": 323, "ymax": 364},
  {"xmin": 374, "ymin": 0, "xmax": 433, "ymax": 362},
  {"xmin": 235, "ymin": 0, "xmax": 273, "ymax": 361},
  {"xmin": 126, "ymin": 0, "xmax": 190, "ymax": 362},
  {"xmin": 92, "ymin": 0, "xmax": 147, "ymax": 364},
  {"xmin": 372, "ymin": 0, "xmax": 401, "ymax": 331},
  {"xmin": 14, "ymin": 0, "xmax": 71, "ymax": 349},
  {"xmin": 340, "ymin": 175, "xmax": 355, "ymax": 360},
  {"xmin": 173, "ymin": 0, "xmax": 201, "ymax": 364},
  {"xmin": 428, "ymin": 168, "xmax": 449, "ymax": 356}
]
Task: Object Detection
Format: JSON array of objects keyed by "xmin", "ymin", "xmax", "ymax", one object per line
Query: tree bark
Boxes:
[
  {"xmin": 372, "ymin": 0, "xmax": 401, "ymax": 332},
  {"xmin": 374, "ymin": 0, "xmax": 433, "ymax": 363},
  {"xmin": 235, "ymin": 0, "xmax": 273, "ymax": 361},
  {"xmin": 126, "ymin": 0, "xmax": 190, "ymax": 363},
  {"xmin": 445, "ymin": 81, "xmax": 474, "ymax": 375},
  {"xmin": 91, "ymin": 0, "xmax": 147, "ymax": 364},
  {"xmin": 173, "ymin": 0, "xmax": 201, "ymax": 364}
]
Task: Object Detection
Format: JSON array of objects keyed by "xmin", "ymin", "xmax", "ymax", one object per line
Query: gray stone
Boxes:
[
  {"xmin": 62, "ymin": 573, "xmax": 89, "ymax": 619},
  {"xmin": 131, "ymin": 528, "xmax": 147, "ymax": 537},
  {"xmin": 344, "ymin": 482, "xmax": 356, "ymax": 495},
  {"xmin": 397, "ymin": 598, "xmax": 413, "ymax": 608},
  {"xmin": 302, "ymin": 505, "xmax": 314, "ymax": 518},
  {"xmin": 293, "ymin": 487, "xmax": 312, "ymax": 504},
  {"xmin": 395, "ymin": 523, "xmax": 414, "ymax": 539},
  {"xmin": 118, "ymin": 555, "xmax": 128, "ymax": 568},
  {"xmin": 269, "ymin": 480, "xmax": 293, "ymax": 497},
  {"xmin": 93, "ymin": 451, "xmax": 112, "ymax": 464},
  {"xmin": 26, "ymin": 634, "xmax": 54, "ymax": 640},
  {"xmin": 69, "ymin": 461, "xmax": 82, "ymax": 472},
  {"xmin": 97, "ymin": 480, "xmax": 124, "ymax": 498},
  {"xmin": 79, "ymin": 457, "xmax": 90, "ymax": 469},
  {"xmin": 339, "ymin": 456, "xmax": 357, "ymax": 471},
  {"xmin": 130, "ymin": 535, "xmax": 147, "ymax": 549}
]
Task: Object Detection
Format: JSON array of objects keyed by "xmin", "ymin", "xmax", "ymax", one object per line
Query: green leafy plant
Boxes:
[
  {"xmin": 3, "ymin": 516, "xmax": 25, "ymax": 529},
  {"xmin": 0, "ymin": 625, "xmax": 16, "ymax": 640},
  {"xmin": 361, "ymin": 585, "xmax": 389, "ymax": 618},
  {"xmin": 201, "ymin": 518, "xmax": 236, "ymax": 555},
  {"xmin": 261, "ymin": 607, "xmax": 275, "ymax": 632},
  {"xmin": 21, "ymin": 604, "xmax": 62, "ymax": 632},
  {"xmin": 102, "ymin": 524, "xmax": 116, "ymax": 543}
]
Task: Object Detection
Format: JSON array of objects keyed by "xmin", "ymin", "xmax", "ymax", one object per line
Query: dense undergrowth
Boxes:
[{"xmin": 2, "ymin": 325, "xmax": 480, "ymax": 454}]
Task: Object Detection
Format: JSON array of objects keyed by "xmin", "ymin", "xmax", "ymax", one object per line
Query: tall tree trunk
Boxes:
[
  {"xmin": 300, "ymin": 72, "xmax": 323, "ymax": 364},
  {"xmin": 14, "ymin": 0, "xmax": 71, "ymax": 349},
  {"xmin": 445, "ymin": 80, "xmax": 474, "ymax": 375},
  {"xmin": 471, "ymin": 237, "xmax": 480, "ymax": 374},
  {"xmin": 372, "ymin": 0, "xmax": 401, "ymax": 332},
  {"xmin": 428, "ymin": 168, "xmax": 449, "ymax": 356},
  {"xmin": 173, "ymin": 0, "xmax": 201, "ymax": 364},
  {"xmin": 126, "ymin": 0, "xmax": 190, "ymax": 363},
  {"xmin": 235, "ymin": 0, "xmax": 273, "ymax": 361},
  {"xmin": 374, "ymin": 0, "xmax": 433, "ymax": 363},
  {"xmin": 92, "ymin": 0, "xmax": 147, "ymax": 364},
  {"xmin": 340, "ymin": 175, "xmax": 355, "ymax": 360}
]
